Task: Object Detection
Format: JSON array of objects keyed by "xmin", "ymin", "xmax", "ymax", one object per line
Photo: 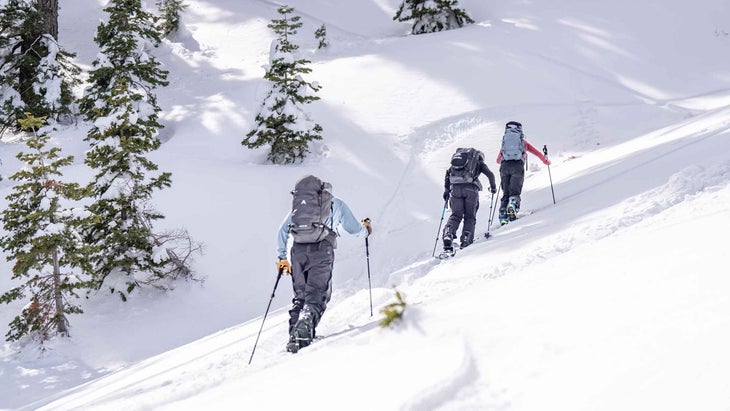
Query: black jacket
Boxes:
[{"xmin": 444, "ymin": 158, "xmax": 496, "ymax": 193}]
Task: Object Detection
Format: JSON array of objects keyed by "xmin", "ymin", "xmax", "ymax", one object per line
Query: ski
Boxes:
[
  {"xmin": 484, "ymin": 209, "xmax": 534, "ymax": 238},
  {"xmin": 436, "ymin": 248, "xmax": 456, "ymax": 260},
  {"xmin": 286, "ymin": 335, "xmax": 325, "ymax": 354}
]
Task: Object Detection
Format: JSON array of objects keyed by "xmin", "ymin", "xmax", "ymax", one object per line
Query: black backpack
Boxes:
[
  {"xmin": 289, "ymin": 175, "xmax": 334, "ymax": 243},
  {"xmin": 449, "ymin": 148, "xmax": 483, "ymax": 185}
]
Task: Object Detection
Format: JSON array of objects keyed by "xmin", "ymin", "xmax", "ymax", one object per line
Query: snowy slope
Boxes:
[{"xmin": 1, "ymin": 0, "xmax": 729, "ymax": 409}]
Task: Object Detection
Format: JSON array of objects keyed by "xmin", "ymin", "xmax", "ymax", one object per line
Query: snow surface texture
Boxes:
[{"xmin": 1, "ymin": 0, "xmax": 729, "ymax": 409}]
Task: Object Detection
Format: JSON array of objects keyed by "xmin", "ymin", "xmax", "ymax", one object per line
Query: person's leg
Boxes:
[
  {"xmin": 506, "ymin": 162, "xmax": 525, "ymax": 219},
  {"xmin": 288, "ymin": 244, "xmax": 308, "ymax": 334},
  {"xmin": 295, "ymin": 241, "xmax": 334, "ymax": 344},
  {"xmin": 461, "ymin": 187, "xmax": 479, "ymax": 247},
  {"xmin": 443, "ymin": 186, "xmax": 466, "ymax": 249},
  {"xmin": 499, "ymin": 166, "xmax": 511, "ymax": 222}
]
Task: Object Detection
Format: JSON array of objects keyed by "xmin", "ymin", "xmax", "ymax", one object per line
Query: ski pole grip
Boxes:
[{"xmin": 542, "ymin": 145, "xmax": 548, "ymax": 157}]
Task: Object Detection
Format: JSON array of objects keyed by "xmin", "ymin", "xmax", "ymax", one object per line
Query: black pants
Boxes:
[
  {"xmin": 443, "ymin": 184, "xmax": 480, "ymax": 246},
  {"xmin": 288, "ymin": 241, "xmax": 334, "ymax": 334},
  {"xmin": 499, "ymin": 160, "xmax": 525, "ymax": 218}
]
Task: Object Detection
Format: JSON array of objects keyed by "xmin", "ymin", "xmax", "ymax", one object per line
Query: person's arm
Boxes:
[
  {"xmin": 277, "ymin": 212, "xmax": 292, "ymax": 259},
  {"xmin": 479, "ymin": 161, "xmax": 497, "ymax": 192},
  {"xmin": 525, "ymin": 141, "xmax": 550, "ymax": 165},
  {"xmin": 443, "ymin": 169, "xmax": 451, "ymax": 201},
  {"xmin": 496, "ymin": 152, "xmax": 503, "ymax": 164},
  {"xmin": 332, "ymin": 198, "xmax": 368, "ymax": 238}
]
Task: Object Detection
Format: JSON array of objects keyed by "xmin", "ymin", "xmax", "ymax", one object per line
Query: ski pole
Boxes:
[
  {"xmin": 488, "ymin": 185, "xmax": 500, "ymax": 233},
  {"xmin": 431, "ymin": 200, "xmax": 448, "ymax": 257},
  {"xmin": 248, "ymin": 267, "xmax": 284, "ymax": 365},
  {"xmin": 543, "ymin": 145, "xmax": 556, "ymax": 204},
  {"xmin": 485, "ymin": 191, "xmax": 496, "ymax": 239},
  {"xmin": 363, "ymin": 218, "xmax": 373, "ymax": 317}
]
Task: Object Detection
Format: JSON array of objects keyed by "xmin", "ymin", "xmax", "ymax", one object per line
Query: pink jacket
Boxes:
[{"xmin": 496, "ymin": 140, "xmax": 551, "ymax": 165}]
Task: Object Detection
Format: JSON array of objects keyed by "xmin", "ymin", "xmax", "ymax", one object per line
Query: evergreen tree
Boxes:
[
  {"xmin": 79, "ymin": 0, "xmax": 179, "ymax": 300},
  {"xmin": 243, "ymin": 6, "xmax": 323, "ymax": 164},
  {"xmin": 379, "ymin": 289, "xmax": 407, "ymax": 328},
  {"xmin": 0, "ymin": 0, "xmax": 80, "ymax": 133},
  {"xmin": 394, "ymin": 0, "xmax": 474, "ymax": 35},
  {"xmin": 315, "ymin": 24, "xmax": 328, "ymax": 50},
  {"xmin": 0, "ymin": 113, "xmax": 92, "ymax": 343},
  {"xmin": 156, "ymin": 0, "xmax": 187, "ymax": 37}
]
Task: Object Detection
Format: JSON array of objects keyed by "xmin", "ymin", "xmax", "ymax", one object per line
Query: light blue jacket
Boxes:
[{"xmin": 278, "ymin": 197, "xmax": 368, "ymax": 259}]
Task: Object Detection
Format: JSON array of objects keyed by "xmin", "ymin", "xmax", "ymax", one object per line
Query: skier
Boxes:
[
  {"xmin": 276, "ymin": 175, "xmax": 372, "ymax": 352},
  {"xmin": 441, "ymin": 147, "xmax": 497, "ymax": 254},
  {"xmin": 496, "ymin": 121, "xmax": 551, "ymax": 224}
]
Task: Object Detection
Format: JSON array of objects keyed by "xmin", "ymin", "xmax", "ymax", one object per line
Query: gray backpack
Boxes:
[
  {"xmin": 501, "ymin": 127, "xmax": 526, "ymax": 161},
  {"xmin": 289, "ymin": 175, "xmax": 334, "ymax": 244},
  {"xmin": 449, "ymin": 148, "xmax": 483, "ymax": 185}
]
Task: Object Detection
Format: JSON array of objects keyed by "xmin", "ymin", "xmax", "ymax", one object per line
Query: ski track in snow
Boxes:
[{"xmin": 392, "ymin": 158, "xmax": 730, "ymax": 302}]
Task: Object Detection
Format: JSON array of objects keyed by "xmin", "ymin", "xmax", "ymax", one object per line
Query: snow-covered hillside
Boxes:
[{"xmin": 1, "ymin": 0, "xmax": 729, "ymax": 410}]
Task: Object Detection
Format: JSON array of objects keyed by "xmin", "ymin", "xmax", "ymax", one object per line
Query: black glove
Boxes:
[
  {"xmin": 443, "ymin": 191, "xmax": 450, "ymax": 202},
  {"xmin": 489, "ymin": 186, "xmax": 497, "ymax": 194}
]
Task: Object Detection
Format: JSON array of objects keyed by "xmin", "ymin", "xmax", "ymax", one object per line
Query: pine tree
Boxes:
[
  {"xmin": 243, "ymin": 6, "xmax": 323, "ymax": 164},
  {"xmin": 79, "ymin": 0, "xmax": 179, "ymax": 300},
  {"xmin": 0, "ymin": 113, "xmax": 92, "ymax": 343},
  {"xmin": 156, "ymin": 0, "xmax": 187, "ymax": 38},
  {"xmin": 0, "ymin": 0, "xmax": 80, "ymax": 133},
  {"xmin": 394, "ymin": 0, "xmax": 474, "ymax": 35},
  {"xmin": 315, "ymin": 24, "xmax": 328, "ymax": 50},
  {"xmin": 379, "ymin": 289, "xmax": 407, "ymax": 328}
]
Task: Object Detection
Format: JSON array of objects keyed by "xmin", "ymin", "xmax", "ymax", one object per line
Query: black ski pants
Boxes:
[
  {"xmin": 443, "ymin": 184, "xmax": 480, "ymax": 246},
  {"xmin": 288, "ymin": 240, "xmax": 334, "ymax": 334},
  {"xmin": 499, "ymin": 160, "xmax": 525, "ymax": 217}
]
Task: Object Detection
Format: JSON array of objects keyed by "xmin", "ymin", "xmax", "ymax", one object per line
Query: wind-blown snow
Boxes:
[{"xmin": 1, "ymin": 0, "xmax": 729, "ymax": 410}]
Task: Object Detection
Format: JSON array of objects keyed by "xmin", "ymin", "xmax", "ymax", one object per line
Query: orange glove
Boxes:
[
  {"xmin": 361, "ymin": 218, "xmax": 372, "ymax": 236},
  {"xmin": 277, "ymin": 259, "xmax": 292, "ymax": 274}
]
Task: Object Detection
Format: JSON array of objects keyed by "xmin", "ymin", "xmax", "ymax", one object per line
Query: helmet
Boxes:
[{"xmin": 505, "ymin": 121, "xmax": 522, "ymax": 130}]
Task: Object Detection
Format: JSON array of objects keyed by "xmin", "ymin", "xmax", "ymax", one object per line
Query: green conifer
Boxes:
[
  {"xmin": 0, "ymin": 113, "xmax": 92, "ymax": 343},
  {"xmin": 0, "ymin": 0, "xmax": 80, "ymax": 133},
  {"xmin": 243, "ymin": 6, "xmax": 323, "ymax": 164},
  {"xmin": 315, "ymin": 24, "xmax": 328, "ymax": 49},
  {"xmin": 379, "ymin": 289, "xmax": 407, "ymax": 328},
  {"xmin": 157, "ymin": 0, "xmax": 187, "ymax": 37},
  {"xmin": 394, "ymin": 0, "xmax": 474, "ymax": 35},
  {"xmin": 79, "ymin": 0, "xmax": 175, "ymax": 299}
]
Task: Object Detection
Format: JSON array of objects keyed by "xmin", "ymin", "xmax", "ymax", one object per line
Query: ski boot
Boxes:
[
  {"xmin": 459, "ymin": 232, "xmax": 472, "ymax": 249},
  {"xmin": 498, "ymin": 209, "xmax": 509, "ymax": 226},
  {"xmin": 507, "ymin": 202, "xmax": 519, "ymax": 222},
  {"xmin": 438, "ymin": 234, "xmax": 456, "ymax": 259},
  {"xmin": 287, "ymin": 310, "xmax": 314, "ymax": 353}
]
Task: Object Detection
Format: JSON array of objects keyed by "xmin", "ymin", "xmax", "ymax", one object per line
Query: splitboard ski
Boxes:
[
  {"xmin": 485, "ymin": 209, "xmax": 534, "ymax": 238},
  {"xmin": 436, "ymin": 248, "xmax": 456, "ymax": 260},
  {"xmin": 286, "ymin": 335, "xmax": 325, "ymax": 354}
]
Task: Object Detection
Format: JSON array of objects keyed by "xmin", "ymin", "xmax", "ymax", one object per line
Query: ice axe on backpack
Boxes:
[{"xmin": 543, "ymin": 145, "xmax": 556, "ymax": 204}]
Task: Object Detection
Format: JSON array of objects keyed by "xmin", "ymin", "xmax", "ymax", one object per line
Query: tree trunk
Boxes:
[
  {"xmin": 38, "ymin": 0, "xmax": 59, "ymax": 40},
  {"xmin": 52, "ymin": 248, "xmax": 69, "ymax": 336}
]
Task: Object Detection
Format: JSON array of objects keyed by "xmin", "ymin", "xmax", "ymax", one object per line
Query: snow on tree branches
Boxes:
[
  {"xmin": 79, "ymin": 0, "xmax": 199, "ymax": 300},
  {"xmin": 394, "ymin": 0, "xmax": 474, "ymax": 35},
  {"xmin": 0, "ymin": 0, "xmax": 80, "ymax": 133},
  {"xmin": 156, "ymin": 0, "xmax": 187, "ymax": 38},
  {"xmin": 243, "ymin": 6, "xmax": 323, "ymax": 165},
  {"xmin": 0, "ymin": 113, "xmax": 92, "ymax": 344}
]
